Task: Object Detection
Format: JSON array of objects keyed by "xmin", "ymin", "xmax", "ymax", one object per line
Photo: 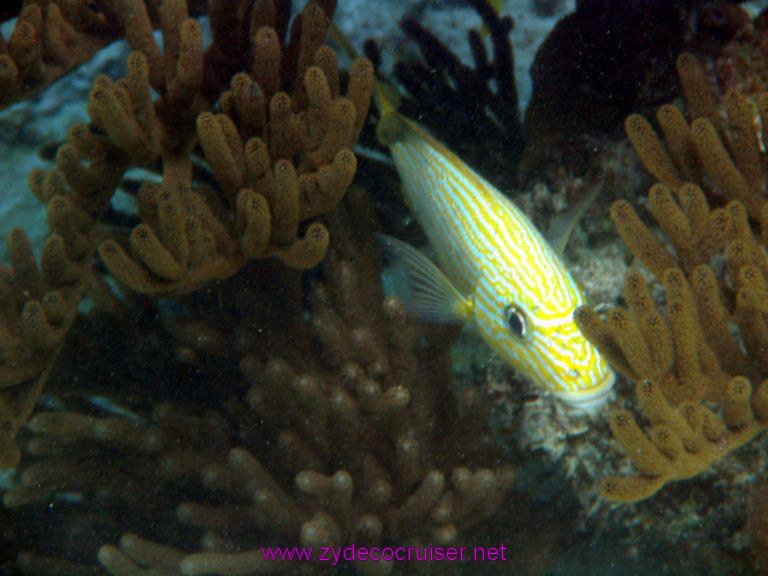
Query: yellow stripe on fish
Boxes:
[{"xmin": 377, "ymin": 112, "xmax": 615, "ymax": 409}]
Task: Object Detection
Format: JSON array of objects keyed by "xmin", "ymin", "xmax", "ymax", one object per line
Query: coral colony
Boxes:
[{"xmin": 2, "ymin": 0, "xmax": 768, "ymax": 574}]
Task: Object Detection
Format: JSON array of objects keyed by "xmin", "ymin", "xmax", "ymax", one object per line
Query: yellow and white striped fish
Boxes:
[{"xmin": 377, "ymin": 111, "xmax": 615, "ymax": 409}]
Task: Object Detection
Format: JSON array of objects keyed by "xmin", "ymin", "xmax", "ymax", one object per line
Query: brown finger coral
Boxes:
[
  {"xmin": 0, "ymin": 2, "xmax": 120, "ymax": 110},
  {"xmin": 0, "ymin": 186, "xmax": 98, "ymax": 469},
  {"xmin": 0, "ymin": 0, "xmax": 372, "ymax": 473},
  {"xmin": 573, "ymin": 50, "xmax": 768, "ymax": 503},
  {"xmin": 0, "ymin": 232, "xmax": 74, "ymax": 471},
  {"xmin": 625, "ymin": 52, "xmax": 768, "ymax": 220},
  {"xmin": 7, "ymin": 187, "xmax": 514, "ymax": 575},
  {"xmin": 576, "ymin": 184, "xmax": 768, "ymax": 502},
  {"xmin": 0, "ymin": 1, "xmax": 213, "ymax": 110},
  {"xmin": 27, "ymin": 0, "xmax": 373, "ymax": 296}
]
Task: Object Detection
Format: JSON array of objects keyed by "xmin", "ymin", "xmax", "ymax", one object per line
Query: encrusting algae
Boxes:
[{"xmin": 576, "ymin": 53, "xmax": 768, "ymax": 503}]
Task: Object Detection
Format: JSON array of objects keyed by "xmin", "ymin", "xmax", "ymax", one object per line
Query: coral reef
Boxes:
[
  {"xmin": 0, "ymin": 2, "xmax": 121, "ymax": 109},
  {"xmin": 626, "ymin": 52, "xmax": 767, "ymax": 219},
  {"xmin": 0, "ymin": 0, "xmax": 212, "ymax": 110},
  {"xmin": 518, "ymin": 0, "xmax": 751, "ymax": 183},
  {"xmin": 370, "ymin": 0, "xmax": 752, "ymax": 193},
  {"xmin": 0, "ymin": 3, "xmax": 519, "ymax": 572},
  {"xmin": 0, "ymin": 223, "xmax": 90, "ymax": 469},
  {"xmin": 385, "ymin": 0, "xmax": 523, "ymax": 191},
  {"xmin": 714, "ymin": 3, "xmax": 768, "ymax": 97},
  {"xmin": 49, "ymin": 0, "xmax": 372, "ymax": 293},
  {"xmin": 577, "ymin": 205, "xmax": 768, "ymax": 502},
  {"xmin": 7, "ymin": 0, "xmax": 768, "ymax": 573},
  {"xmin": 576, "ymin": 52, "xmax": 768, "ymax": 502},
  {"xmin": 0, "ymin": 0, "xmax": 373, "ymax": 468},
  {"xmin": 5, "ymin": 187, "xmax": 514, "ymax": 575}
]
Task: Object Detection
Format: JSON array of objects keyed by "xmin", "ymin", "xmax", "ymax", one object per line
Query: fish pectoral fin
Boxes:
[
  {"xmin": 546, "ymin": 183, "xmax": 602, "ymax": 257},
  {"xmin": 376, "ymin": 234, "xmax": 471, "ymax": 324}
]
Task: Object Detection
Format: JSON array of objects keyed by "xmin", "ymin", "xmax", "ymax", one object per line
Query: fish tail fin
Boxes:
[
  {"xmin": 370, "ymin": 80, "xmax": 398, "ymax": 115},
  {"xmin": 328, "ymin": 21, "xmax": 406, "ymax": 146},
  {"xmin": 376, "ymin": 108, "xmax": 408, "ymax": 146}
]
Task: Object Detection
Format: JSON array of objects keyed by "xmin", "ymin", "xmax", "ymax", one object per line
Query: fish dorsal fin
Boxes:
[
  {"xmin": 376, "ymin": 234, "xmax": 472, "ymax": 324},
  {"xmin": 546, "ymin": 184, "xmax": 602, "ymax": 257}
]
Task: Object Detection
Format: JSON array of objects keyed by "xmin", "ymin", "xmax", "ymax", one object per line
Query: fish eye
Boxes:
[{"xmin": 504, "ymin": 304, "xmax": 528, "ymax": 340}]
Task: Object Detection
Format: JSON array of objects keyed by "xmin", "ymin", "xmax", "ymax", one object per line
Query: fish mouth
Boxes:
[{"xmin": 556, "ymin": 369, "xmax": 616, "ymax": 411}]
